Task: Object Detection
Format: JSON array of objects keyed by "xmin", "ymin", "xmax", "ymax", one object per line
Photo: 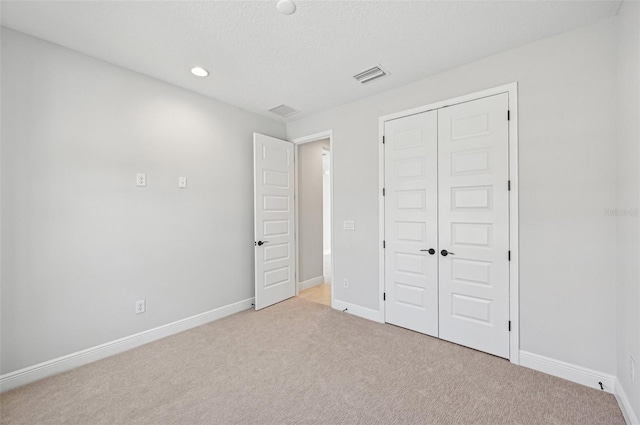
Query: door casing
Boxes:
[{"xmin": 378, "ymin": 83, "xmax": 520, "ymax": 364}]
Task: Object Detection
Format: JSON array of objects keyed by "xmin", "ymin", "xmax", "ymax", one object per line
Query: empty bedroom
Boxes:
[{"xmin": 0, "ymin": 1, "xmax": 639, "ymax": 424}]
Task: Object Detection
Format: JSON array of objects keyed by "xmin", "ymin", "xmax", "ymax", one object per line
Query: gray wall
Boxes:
[
  {"xmin": 0, "ymin": 28, "xmax": 286, "ymax": 373},
  {"xmin": 287, "ymin": 18, "xmax": 618, "ymax": 374},
  {"xmin": 615, "ymin": 0, "xmax": 640, "ymax": 419},
  {"xmin": 297, "ymin": 139, "xmax": 329, "ymax": 282}
]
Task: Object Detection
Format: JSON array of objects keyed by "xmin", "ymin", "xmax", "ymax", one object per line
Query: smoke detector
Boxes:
[
  {"xmin": 277, "ymin": 0, "xmax": 297, "ymax": 15},
  {"xmin": 353, "ymin": 65, "xmax": 389, "ymax": 84},
  {"xmin": 268, "ymin": 104, "xmax": 300, "ymax": 118}
]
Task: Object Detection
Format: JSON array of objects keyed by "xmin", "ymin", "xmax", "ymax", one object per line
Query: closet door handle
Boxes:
[
  {"xmin": 256, "ymin": 240, "xmax": 269, "ymax": 246},
  {"xmin": 440, "ymin": 249, "xmax": 454, "ymax": 256},
  {"xmin": 420, "ymin": 248, "xmax": 436, "ymax": 255}
]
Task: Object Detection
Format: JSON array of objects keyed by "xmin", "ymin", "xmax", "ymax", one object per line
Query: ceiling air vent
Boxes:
[
  {"xmin": 353, "ymin": 65, "xmax": 388, "ymax": 84},
  {"xmin": 268, "ymin": 104, "xmax": 300, "ymax": 118}
]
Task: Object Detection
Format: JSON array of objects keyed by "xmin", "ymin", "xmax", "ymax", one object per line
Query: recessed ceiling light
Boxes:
[
  {"xmin": 191, "ymin": 67, "xmax": 209, "ymax": 77},
  {"xmin": 277, "ymin": 0, "xmax": 296, "ymax": 15}
]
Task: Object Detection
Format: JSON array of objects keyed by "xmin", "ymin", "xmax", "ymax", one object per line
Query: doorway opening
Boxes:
[
  {"xmin": 293, "ymin": 131, "xmax": 333, "ymax": 307},
  {"xmin": 252, "ymin": 131, "xmax": 333, "ymax": 311}
]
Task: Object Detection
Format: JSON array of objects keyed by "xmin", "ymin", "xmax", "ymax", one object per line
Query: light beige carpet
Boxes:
[{"xmin": 0, "ymin": 298, "xmax": 625, "ymax": 425}]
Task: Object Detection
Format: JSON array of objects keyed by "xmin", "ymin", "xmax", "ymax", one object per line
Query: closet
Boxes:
[{"xmin": 383, "ymin": 93, "xmax": 511, "ymax": 358}]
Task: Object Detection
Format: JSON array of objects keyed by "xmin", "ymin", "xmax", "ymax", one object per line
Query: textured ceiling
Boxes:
[{"xmin": 0, "ymin": 0, "xmax": 621, "ymax": 122}]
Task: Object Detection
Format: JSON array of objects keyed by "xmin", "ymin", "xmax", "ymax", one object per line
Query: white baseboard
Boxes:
[
  {"xmin": 519, "ymin": 350, "xmax": 615, "ymax": 393},
  {"xmin": 0, "ymin": 297, "xmax": 255, "ymax": 393},
  {"xmin": 298, "ymin": 276, "xmax": 324, "ymax": 291},
  {"xmin": 332, "ymin": 299, "xmax": 384, "ymax": 323},
  {"xmin": 615, "ymin": 381, "xmax": 640, "ymax": 425}
]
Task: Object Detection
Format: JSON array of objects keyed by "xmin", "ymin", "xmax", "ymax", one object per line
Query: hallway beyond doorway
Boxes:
[{"xmin": 298, "ymin": 284, "xmax": 331, "ymax": 306}]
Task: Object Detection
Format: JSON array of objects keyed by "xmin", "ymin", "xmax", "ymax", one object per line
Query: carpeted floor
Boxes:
[{"xmin": 0, "ymin": 298, "xmax": 625, "ymax": 424}]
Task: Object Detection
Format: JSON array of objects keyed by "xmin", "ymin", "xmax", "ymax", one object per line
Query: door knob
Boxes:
[
  {"xmin": 441, "ymin": 249, "xmax": 454, "ymax": 256},
  {"xmin": 256, "ymin": 240, "xmax": 269, "ymax": 246},
  {"xmin": 420, "ymin": 248, "xmax": 436, "ymax": 255}
]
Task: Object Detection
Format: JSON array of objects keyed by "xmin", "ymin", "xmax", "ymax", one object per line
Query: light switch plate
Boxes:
[
  {"xmin": 179, "ymin": 177, "xmax": 187, "ymax": 188},
  {"xmin": 135, "ymin": 300, "xmax": 146, "ymax": 314},
  {"xmin": 343, "ymin": 220, "xmax": 355, "ymax": 231}
]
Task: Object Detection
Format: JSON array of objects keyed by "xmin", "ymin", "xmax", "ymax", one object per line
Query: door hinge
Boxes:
[
  {"xmin": 383, "ymin": 188, "xmax": 386, "ymax": 196},
  {"xmin": 508, "ymin": 250, "xmax": 511, "ymax": 261},
  {"xmin": 383, "ymin": 240, "xmax": 386, "ymax": 249},
  {"xmin": 508, "ymin": 320, "xmax": 511, "ymax": 331},
  {"xmin": 507, "ymin": 110, "xmax": 511, "ymax": 121},
  {"xmin": 383, "ymin": 292, "xmax": 386, "ymax": 301},
  {"xmin": 508, "ymin": 180, "xmax": 511, "ymax": 191},
  {"xmin": 383, "ymin": 135, "xmax": 386, "ymax": 144}
]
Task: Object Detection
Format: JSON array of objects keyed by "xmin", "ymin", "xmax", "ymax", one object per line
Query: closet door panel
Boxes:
[
  {"xmin": 384, "ymin": 111, "xmax": 438, "ymax": 336},
  {"xmin": 437, "ymin": 93, "xmax": 510, "ymax": 358}
]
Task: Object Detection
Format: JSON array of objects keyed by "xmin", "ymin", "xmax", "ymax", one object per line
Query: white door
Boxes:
[
  {"xmin": 437, "ymin": 93, "xmax": 510, "ymax": 358},
  {"xmin": 253, "ymin": 133, "xmax": 296, "ymax": 310},
  {"xmin": 384, "ymin": 111, "xmax": 439, "ymax": 336}
]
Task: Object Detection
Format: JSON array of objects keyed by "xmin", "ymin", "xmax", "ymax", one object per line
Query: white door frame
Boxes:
[
  {"xmin": 291, "ymin": 130, "xmax": 335, "ymax": 308},
  {"xmin": 378, "ymin": 83, "xmax": 520, "ymax": 364}
]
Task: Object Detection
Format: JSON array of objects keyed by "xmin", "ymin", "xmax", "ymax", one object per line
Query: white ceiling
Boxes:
[{"xmin": 1, "ymin": 0, "xmax": 621, "ymax": 122}]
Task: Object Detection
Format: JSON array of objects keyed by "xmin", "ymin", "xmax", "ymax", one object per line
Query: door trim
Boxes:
[
  {"xmin": 291, "ymin": 130, "xmax": 334, "ymax": 309},
  {"xmin": 377, "ymin": 83, "xmax": 520, "ymax": 364}
]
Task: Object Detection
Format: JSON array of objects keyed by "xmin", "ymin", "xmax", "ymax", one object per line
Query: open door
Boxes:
[{"xmin": 253, "ymin": 133, "xmax": 296, "ymax": 310}]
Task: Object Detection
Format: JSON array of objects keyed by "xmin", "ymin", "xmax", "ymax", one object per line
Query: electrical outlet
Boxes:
[
  {"xmin": 343, "ymin": 220, "xmax": 355, "ymax": 231},
  {"xmin": 631, "ymin": 356, "xmax": 636, "ymax": 382},
  {"xmin": 179, "ymin": 177, "xmax": 187, "ymax": 188},
  {"xmin": 136, "ymin": 173, "xmax": 146, "ymax": 187},
  {"xmin": 343, "ymin": 278, "xmax": 349, "ymax": 288},
  {"xmin": 135, "ymin": 300, "xmax": 146, "ymax": 314}
]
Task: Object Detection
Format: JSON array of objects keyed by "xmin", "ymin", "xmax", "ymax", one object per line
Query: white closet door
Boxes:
[
  {"xmin": 253, "ymin": 133, "xmax": 296, "ymax": 310},
  {"xmin": 437, "ymin": 94, "xmax": 510, "ymax": 358},
  {"xmin": 384, "ymin": 111, "xmax": 439, "ymax": 336}
]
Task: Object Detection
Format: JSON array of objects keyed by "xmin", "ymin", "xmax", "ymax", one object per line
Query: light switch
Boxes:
[
  {"xmin": 179, "ymin": 177, "xmax": 187, "ymax": 188},
  {"xmin": 343, "ymin": 220, "xmax": 355, "ymax": 231},
  {"xmin": 136, "ymin": 173, "xmax": 146, "ymax": 187}
]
